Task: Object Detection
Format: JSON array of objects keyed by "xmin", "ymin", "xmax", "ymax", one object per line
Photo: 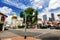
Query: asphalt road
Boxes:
[
  {"xmin": 8, "ymin": 29, "xmax": 41, "ymax": 37},
  {"xmin": 8, "ymin": 29, "xmax": 60, "ymax": 40}
]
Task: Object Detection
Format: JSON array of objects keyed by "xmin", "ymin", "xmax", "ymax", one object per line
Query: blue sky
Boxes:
[
  {"xmin": 0, "ymin": 0, "xmax": 60, "ymax": 16},
  {"xmin": 0, "ymin": 0, "xmax": 60, "ymax": 24}
]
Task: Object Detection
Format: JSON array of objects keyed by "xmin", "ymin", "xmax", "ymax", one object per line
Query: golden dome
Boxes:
[{"xmin": 12, "ymin": 13, "xmax": 17, "ymax": 19}]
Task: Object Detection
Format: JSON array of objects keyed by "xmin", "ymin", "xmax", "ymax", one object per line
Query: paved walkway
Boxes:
[
  {"xmin": 0, "ymin": 30, "xmax": 40, "ymax": 40},
  {"xmin": 9, "ymin": 29, "xmax": 60, "ymax": 38},
  {"xmin": 0, "ymin": 31, "xmax": 19, "ymax": 38},
  {"xmin": 0, "ymin": 29, "xmax": 60, "ymax": 40}
]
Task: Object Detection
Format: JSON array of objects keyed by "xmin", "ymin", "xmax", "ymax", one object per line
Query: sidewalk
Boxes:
[
  {"xmin": 0, "ymin": 30, "xmax": 40, "ymax": 40},
  {"xmin": 0, "ymin": 31, "xmax": 19, "ymax": 40}
]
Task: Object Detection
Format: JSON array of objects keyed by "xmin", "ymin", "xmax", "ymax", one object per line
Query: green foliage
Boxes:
[
  {"xmin": 18, "ymin": 25, "xmax": 25, "ymax": 28},
  {"xmin": 20, "ymin": 7, "xmax": 38, "ymax": 28},
  {"xmin": 0, "ymin": 22, "xmax": 4, "ymax": 30},
  {"xmin": 32, "ymin": 10, "xmax": 38, "ymax": 24},
  {"xmin": 20, "ymin": 11, "xmax": 25, "ymax": 18},
  {"xmin": 25, "ymin": 7, "xmax": 34, "ymax": 15},
  {"xmin": 0, "ymin": 22, "xmax": 4, "ymax": 26}
]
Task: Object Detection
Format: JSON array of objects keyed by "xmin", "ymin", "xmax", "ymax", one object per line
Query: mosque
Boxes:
[
  {"xmin": 11, "ymin": 13, "xmax": 23, "ymax": 28},
  {"xmin": 11, "ymin": 13, "xmax": 18, "ymax": 28}
]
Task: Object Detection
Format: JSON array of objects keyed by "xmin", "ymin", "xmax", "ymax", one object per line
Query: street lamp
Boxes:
[
  {"xmin": 23, "ymin": 12, "xmax": 28, "ymax": 39},
  {"xmin": 23, "ymin": 11, "xmax": 35, "ymax": 39}
]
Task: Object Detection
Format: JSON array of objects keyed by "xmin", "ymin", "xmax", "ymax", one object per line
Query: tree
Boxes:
[
  {"xmin": 20, "ymin": 11, "xmax": 24, "ymax": 18},
  {"xmin": 32, "ymin": 10, "xmax": 38, "ymax": 24},
  {"xmin": 20, "ymin": 11, "xmax": 25, "ymax": 23},
  {"xmin": 20, "ymin": 7, "xmax": 38, "ymax": 28}
]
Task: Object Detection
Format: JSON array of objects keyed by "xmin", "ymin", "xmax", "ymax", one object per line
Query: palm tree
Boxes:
[
  {"xmin": 20, "ymin": 11, "xmax": 24, "ymax": 18},
  {"xmin": 20, "ymin": 11, "xmax": 25, "ymax": 23},
  {"xmin": 20, "ymin": 7, "xmax": 38, "ymax": 28}
]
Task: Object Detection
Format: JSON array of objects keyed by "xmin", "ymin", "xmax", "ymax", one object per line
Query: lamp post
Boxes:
[
  {"xmin": 23, "ymin": 11, "xmax": 35, "ymax": 39},
  {"xmin": 23, "ymin": 12, "xmax": 28, "ymax": 39},
  {"xmin": 24, "ymin": 14, "xmax": 27, "ymax": 39}
]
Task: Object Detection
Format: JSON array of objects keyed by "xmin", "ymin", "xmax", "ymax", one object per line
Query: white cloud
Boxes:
[
  {"xmin": 2, "ymin": 0, "xmax": 28, "ymax": 9},
  {"xmin": 38, "ymin": 10, "xmax": 60, "ymax": 21},
  {"xmin": 38, "ymin": 5, "xmax": 60, "ymax": 20},
  {"xmin": 2, "ymin": 0, "xmax": 49, "ymax": 10},
  {"xmin": 0, "ymin": 6, "xmax": 15, "ymax": 15},
  {"xmin": 2, "ymin": 0, "xmax": 44, "ymax": 9},
  {"xmin": 53, "ymin": 11, "xmax": 60, "ymax": 20},
  {"xmin": 0, "ymin": 6, "xmax": 17, "ymax": 24},
  {"xmin": 31, "ymin": 0, "xmax": 44, "ymax": 9},
  {"xmin": 47, "ymin": 0, "xmax": 60, "ymax": 20},
  {"xmin": 38, "ymin": 12, "xmax": 51, "ymax": 21},
  {"xmin": 2, "ymin": 0, "xmax": 60, "ymax": 21},
  {"xmin": 0, "ymin": 6, "xmax": 11, "ymax": 15},
  {"xmin": 30, "ymin": 0, "xmax": 60, "ymax": 21},
  {"xmin": 49, "ymin": 0, "xmax": 60, "ymax": 9}
]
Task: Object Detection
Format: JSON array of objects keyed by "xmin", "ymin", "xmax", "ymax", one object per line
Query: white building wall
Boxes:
[
  {"xmin": 54, "ymin": 12, "xmax": 60, "ymax": 20},
  {"xmin": 0, "ymin": 15, "xmax": 2, "ymax": 21},
  {"xmin": 11, "ymin": 19, "xmax": 18, "ymax": 28}
]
